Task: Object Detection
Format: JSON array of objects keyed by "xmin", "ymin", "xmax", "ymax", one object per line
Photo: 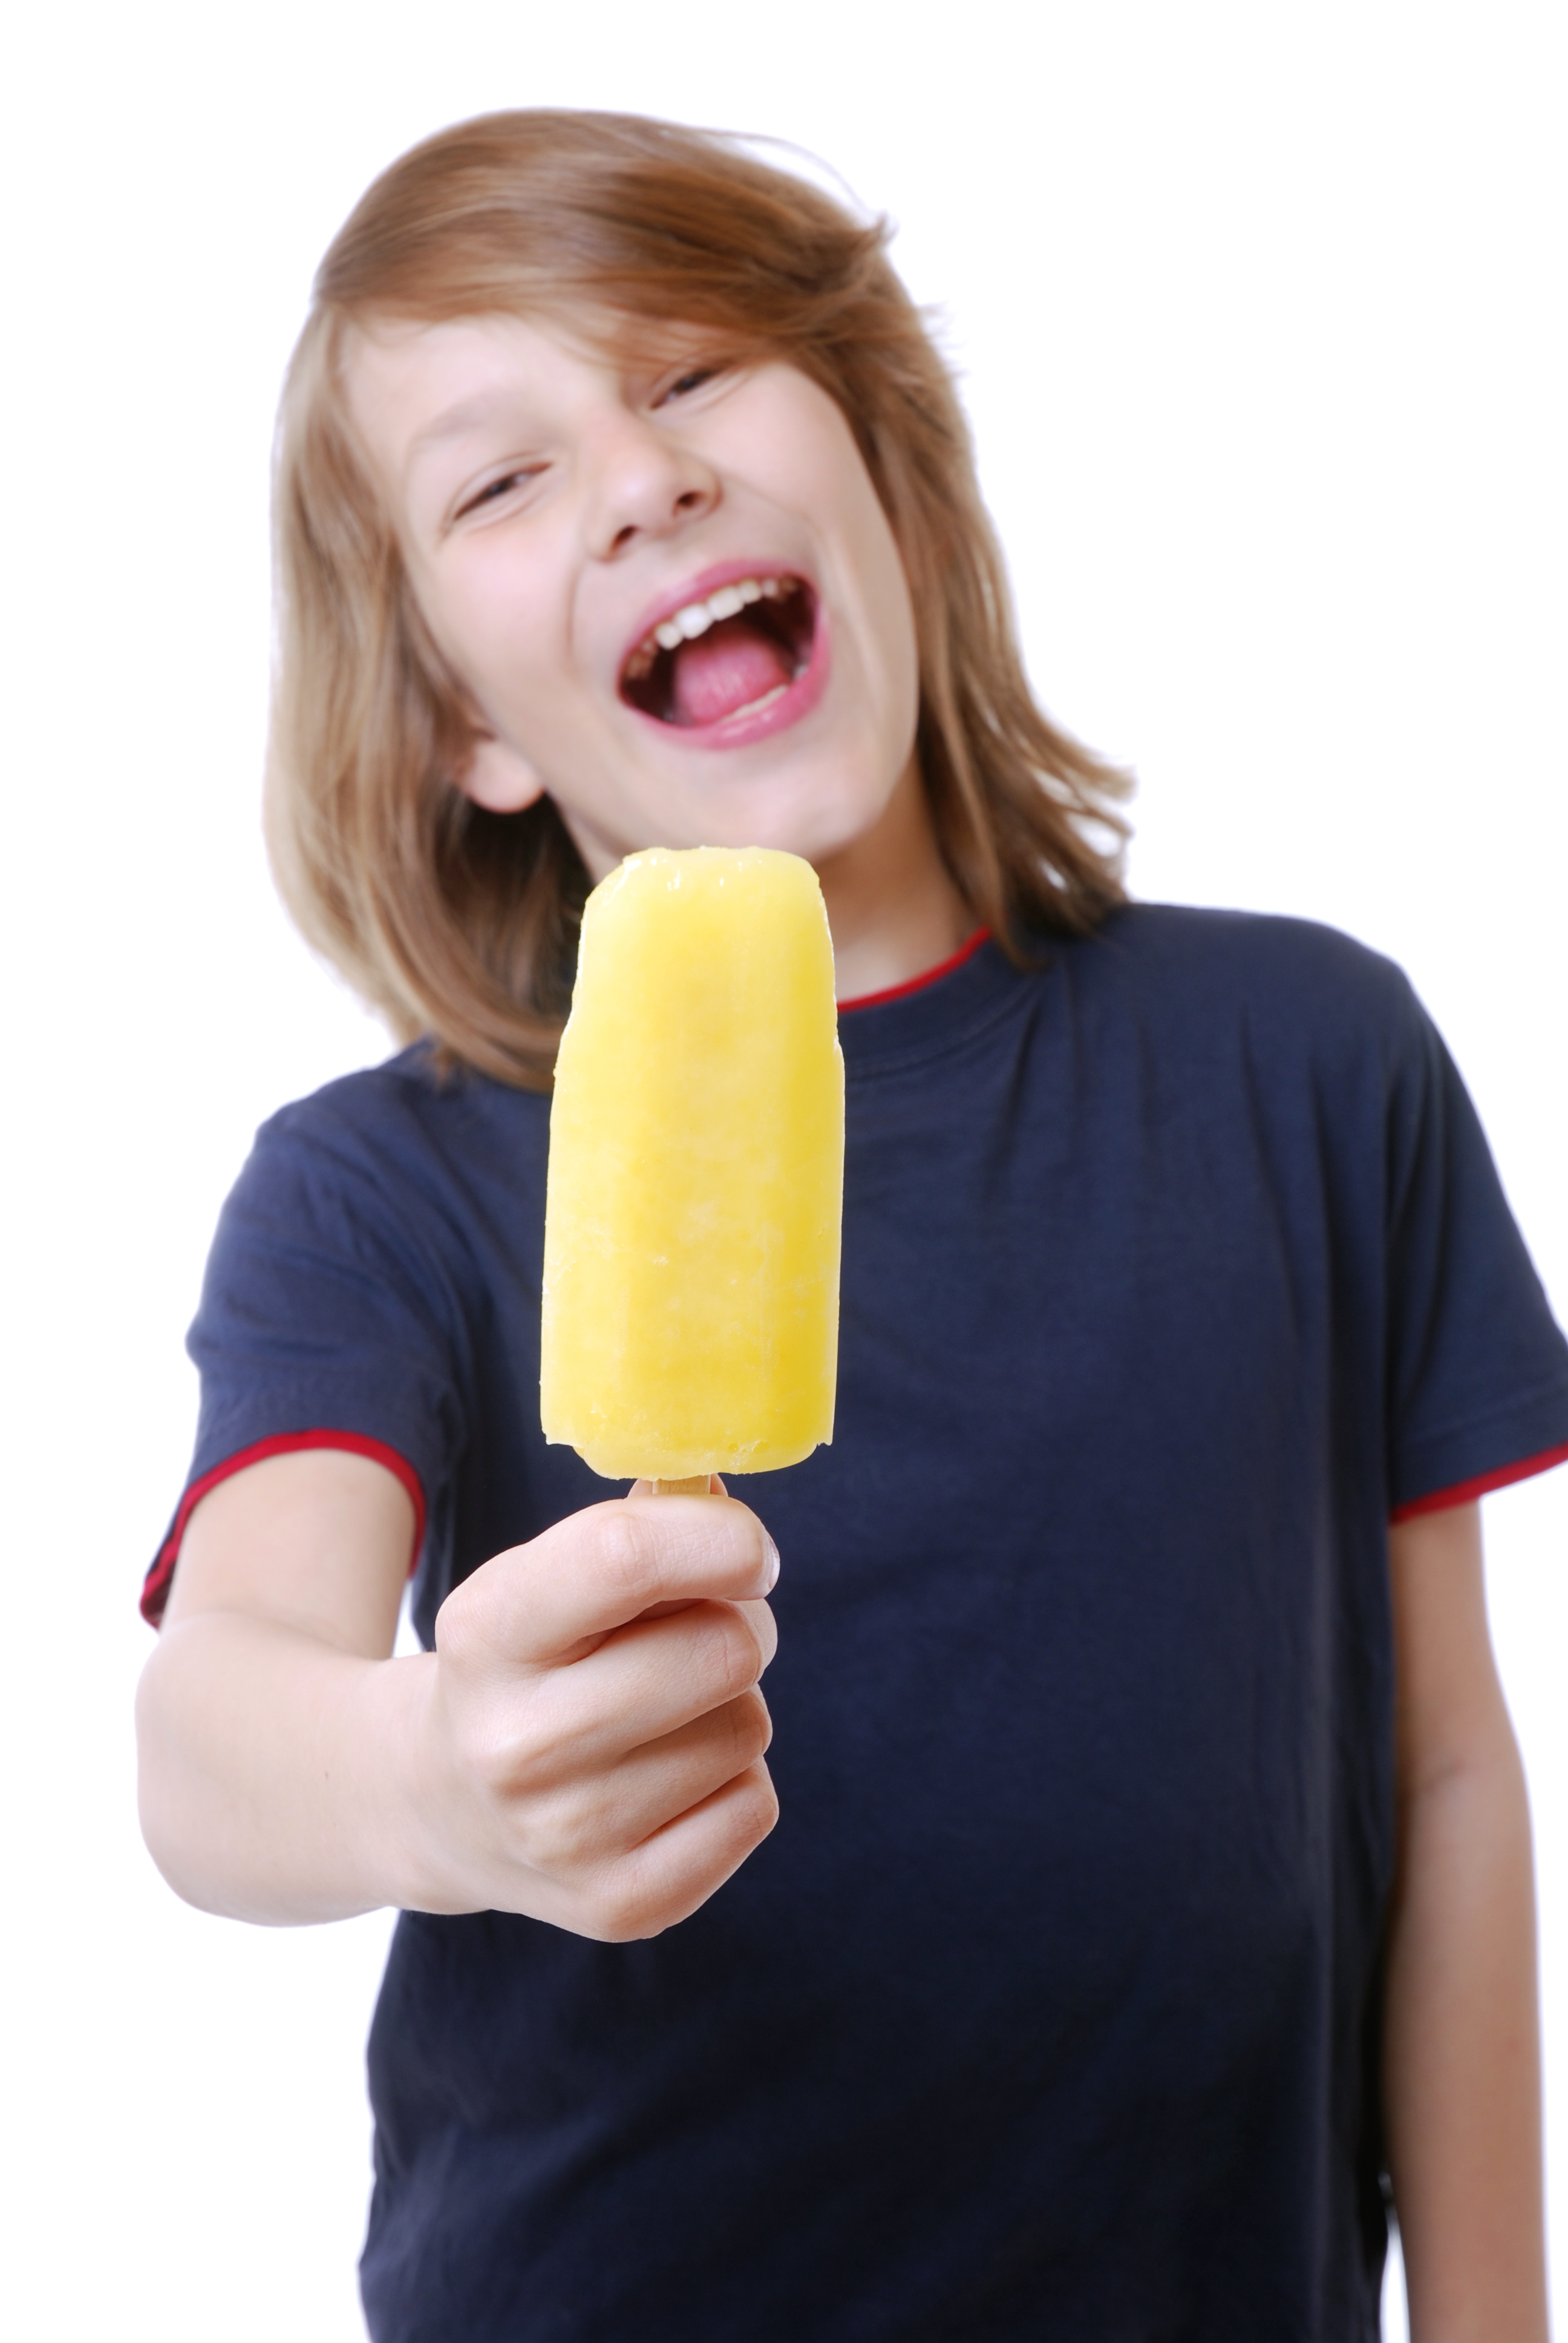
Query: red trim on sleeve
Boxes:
[
  {"xmin": 140, "ymin": 1430, "xmax": 428, "ymax": 1628},
  {"xmin": 1390, "ymin": 1440, "xmax": 1568, "ymax": 1525},
  {"xmin": 837, "ymin": 928, "xmax": 990, "ymax": 1013}
]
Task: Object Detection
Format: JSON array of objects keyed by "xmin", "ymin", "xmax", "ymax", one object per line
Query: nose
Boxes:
[{"xmin": 582, "ymin": 411, "xmax": 719, "ymax": 559}]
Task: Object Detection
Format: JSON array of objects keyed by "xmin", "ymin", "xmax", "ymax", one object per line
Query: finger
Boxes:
[
  {"xmin": 733, "ymin": 1596, "xmax": 778, "ymax": 1672},
  {"xmin": 626, "ymin": 1474, "xmax": 724, "ymax": 1613},
  {"xmin": 520, "ymin": 1596, "xmax": 775, "ymax": 1771},
  {"xmin": 443, "ymin": 1495, "xmax": 780, "ymax": 1669},
  {"xmin": 572, "ymin": 1758, "xmax": 781, "ymax": 1942},
  {"xmin": 519, "ymin": 1691, "xmax": 774, "ymax": 1878}
]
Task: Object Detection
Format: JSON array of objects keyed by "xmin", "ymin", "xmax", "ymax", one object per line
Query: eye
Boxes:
[
  {"xmin": 453, "ymin": 466, "xmax": 541, "ymax": 521},
  {"xmin": 657, "ymin": 361, "xmax": 729, "ymax": 406}
]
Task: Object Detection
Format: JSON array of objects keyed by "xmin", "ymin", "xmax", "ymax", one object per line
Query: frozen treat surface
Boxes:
[{"xmin": 541, "ymin": 846, "xmax": 844, "ymax": 1481}]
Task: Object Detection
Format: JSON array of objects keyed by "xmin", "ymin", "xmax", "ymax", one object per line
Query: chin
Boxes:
[{"xmin": 560, "ymin": 718, "xmax": 907, "ymax": 877}]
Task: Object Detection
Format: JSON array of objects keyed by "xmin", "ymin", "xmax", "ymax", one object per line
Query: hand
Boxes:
[{"xmin": 408, "ymin": 1484, "xmax": 780, "ymax": 1939}]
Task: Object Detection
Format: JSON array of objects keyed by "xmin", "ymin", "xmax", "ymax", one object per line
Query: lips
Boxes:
[{"xmin": 619, "ymin": 567, "xmax": 823, "ymax": 744}]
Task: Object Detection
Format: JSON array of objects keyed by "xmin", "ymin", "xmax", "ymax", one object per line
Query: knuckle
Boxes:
[
  {"xmin": 724, "ymin": 1688, "xmax": 772, "ymax": 1769},
  {"xmin": 693, "ymin": 1607, "xmax": 763, "ymax": 1703},
  {"xmin": 499, "ymin": 1712, "xmax": 582, "ymax": 1810},
  {"xmin": 742, "ymin": 1598, "xmax": 779, "ymax": 1673},
  {"xmin": 728, "ymin": 1763, "xmax": 780, "ymax": 1848},
  {"xmin": 457, "ymin": 1717, "xmax": 531, "ymax": 1805},
  {"xmin": 518, "ymin": 1788, "xmax": 595, "ymax": 1879},
  {"xmin": 448, "ymin": 1686, "xmax": 561, "ymax": 1804},
  {"xmin": 433, "ymin": 1587, "xmax": 483, "ymax": 1671},
  {"xmin": 584, "ymin": 1869, "xmax": 665, "ymax": 1944}
]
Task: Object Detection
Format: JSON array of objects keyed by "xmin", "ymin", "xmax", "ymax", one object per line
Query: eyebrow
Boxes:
[{"xmin": 406, "ymin": 394, "xmax": 518, "ymax": 467}]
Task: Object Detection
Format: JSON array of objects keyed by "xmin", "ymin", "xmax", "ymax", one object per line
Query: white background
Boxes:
[{"xmin": 2, "ymin": 4, "xmax": 1563, "ymax": 2335}]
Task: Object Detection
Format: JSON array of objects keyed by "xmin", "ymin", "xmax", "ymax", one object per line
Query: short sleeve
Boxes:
[
  {"xmin": 142, "ymin": 1085, "xmax": 468, "ymax": 1624},
  {"xmin": 1383, "ymin": 992, "xmax": 1568, "ymax": 1516}
]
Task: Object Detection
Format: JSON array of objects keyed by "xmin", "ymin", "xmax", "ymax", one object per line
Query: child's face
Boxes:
[{"xmin": 344, "ymin": 310, "xmax": 923, "ymax": 880}]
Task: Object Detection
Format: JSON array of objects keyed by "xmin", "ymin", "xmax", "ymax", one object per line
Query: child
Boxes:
[{"xmin": 135, "ymin": 110, "xmax": 1568, "ymax": 2341}]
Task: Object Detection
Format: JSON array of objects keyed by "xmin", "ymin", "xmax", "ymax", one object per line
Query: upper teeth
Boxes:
[
  {"xmin": 626, "ymin": 576, "xmax": 792, "ymax": 676},
  {"xmin": 656, "ymin": 575, "xmax": 788, "ymax": 650}
]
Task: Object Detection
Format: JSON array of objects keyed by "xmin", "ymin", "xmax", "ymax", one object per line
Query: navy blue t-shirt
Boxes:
[{"xmin": 148, "ymin": 906, "xmax": 1568, "ymax": 2341}]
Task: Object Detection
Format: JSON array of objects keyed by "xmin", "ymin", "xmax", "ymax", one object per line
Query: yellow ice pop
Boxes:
[{"xmin": 541, "ymin": 847, "xmax": 843, "ymax": 1483}]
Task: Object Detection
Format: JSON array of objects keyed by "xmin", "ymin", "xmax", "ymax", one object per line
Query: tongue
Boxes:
[{"xmin": 669, "ymin": 615, "xmax": 795, "ymax": 727}]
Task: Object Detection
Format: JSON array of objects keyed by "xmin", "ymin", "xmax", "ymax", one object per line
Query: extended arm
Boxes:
[
  {"xmin": 136, "ymin": 1448, "xmax": 780, "ymax": 1936},
  {"xmin": 1383, "ymin": 1500, "xmax": 1548, "ymax": 2342}
]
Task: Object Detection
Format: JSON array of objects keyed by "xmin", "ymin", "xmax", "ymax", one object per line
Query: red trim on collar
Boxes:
[
  {"xmin": 837, "ymin": 928, "xmax": 990, "ymax": 1014},
  {"xmin": 1390, "ymin": 1440, "xmax": 1568, "ymax": 1525},
  {"xmin": 140, "ymin": 1430, "xmax": 427, "ymax": 1627}
]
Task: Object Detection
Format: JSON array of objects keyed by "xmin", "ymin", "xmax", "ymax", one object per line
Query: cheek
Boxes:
[
  {"xmin": 805, "ymin": 441, "xmax": 920, "ymax": 713},
  {"xmin": 420, "ymin": 551, "xmax": 556, "ymax": 709},
  {"xmin": 854, "ymin": 512, "xmax": 921, "ymax": 719}
]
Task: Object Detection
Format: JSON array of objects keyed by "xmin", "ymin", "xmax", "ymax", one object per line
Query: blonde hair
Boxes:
[{"xmin": 267, "ymin": 110, "xmax": 1131, "ymax": 1087}]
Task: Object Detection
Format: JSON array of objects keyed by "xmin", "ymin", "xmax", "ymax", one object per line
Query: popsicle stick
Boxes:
[{"xmin": 652, "ymin": 1475, "xmax": 711, "ymax": 1496}]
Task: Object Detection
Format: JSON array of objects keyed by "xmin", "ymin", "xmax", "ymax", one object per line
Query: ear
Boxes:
[{"xmin": 454, "ymin": 730, "xmax": 546, "ymax": 814}]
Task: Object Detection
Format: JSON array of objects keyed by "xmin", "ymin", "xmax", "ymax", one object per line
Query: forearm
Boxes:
[
  {"xmin": 136, "ymin": 1611, "xmax": 448, "ymax": 1924},
  {"xmin": 139, "ymin": 1457, "xmax": 781, "ymax": 1943},
  {"xmin": 1383, "ymin": 1736, "xmax": 1546, "ymax": 2342}
]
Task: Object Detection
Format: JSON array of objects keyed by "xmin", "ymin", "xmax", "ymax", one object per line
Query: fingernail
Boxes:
[{"xmin": 762, "ymin": 1533, "xmax": 781, "ymax": 1592}]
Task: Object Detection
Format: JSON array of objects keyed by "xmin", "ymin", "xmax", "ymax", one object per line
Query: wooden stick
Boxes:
[{"xmin": 651, "ymin": 1475, "xmax": 711, "ymax": 1496}]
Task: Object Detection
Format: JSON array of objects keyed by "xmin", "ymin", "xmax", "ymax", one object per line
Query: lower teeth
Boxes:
[{"xmin": 729, "ymin": 683, "xmax": 788, "ymax": 720}]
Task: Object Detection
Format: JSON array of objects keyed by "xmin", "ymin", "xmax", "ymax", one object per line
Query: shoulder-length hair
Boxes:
[{"xmin": 267, "ymin": 109, "xmax": 1131, "ymax": 1088}]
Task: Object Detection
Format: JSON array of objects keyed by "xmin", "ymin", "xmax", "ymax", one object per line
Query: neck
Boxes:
[{"xmin": 814, "ymin": 758, "xmax": 972, "ymax": 1002}]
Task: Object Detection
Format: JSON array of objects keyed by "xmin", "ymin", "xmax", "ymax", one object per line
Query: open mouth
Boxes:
[{"xmin": 619, "ymin": 575, "xmax": 817, "ymax": 729}]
